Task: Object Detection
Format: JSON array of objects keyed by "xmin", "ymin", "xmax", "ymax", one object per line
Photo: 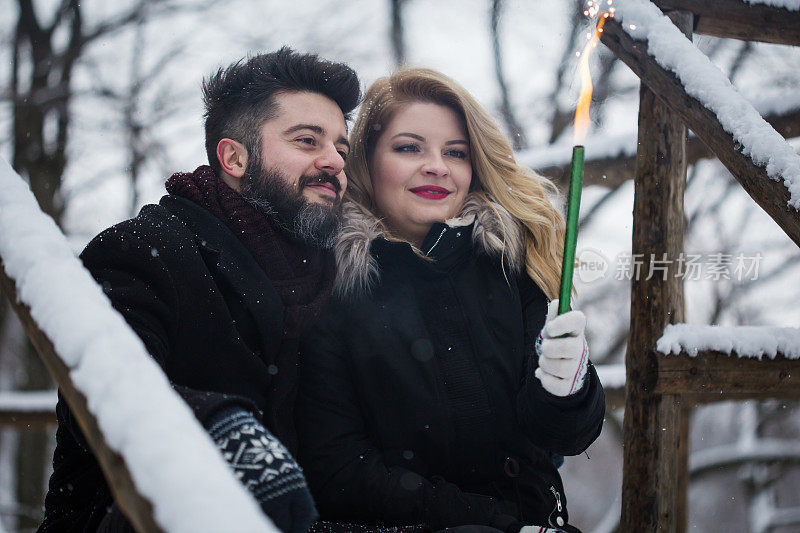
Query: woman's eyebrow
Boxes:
[
  {"xmin": 389, "ymin": 132, "xmax": 468, "ymax": 146},
  {"xmin": 391, "ymin": 132, "xmax": 425, "ymax": 141}
]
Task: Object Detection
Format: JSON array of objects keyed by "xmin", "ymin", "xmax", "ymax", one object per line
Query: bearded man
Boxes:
[{"xmin": 39, "ymin": 48, "xmax": 360, "ymax": 533}]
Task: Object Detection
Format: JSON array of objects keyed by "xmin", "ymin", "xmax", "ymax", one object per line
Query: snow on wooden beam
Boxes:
[
  {"xmin": 532, "ymin": 107, "xmax": 800, "ymax": 191},
  {"xmin": 0, "ymin": 157, "xmax": 274, "ymax": 533},
  {"xmin": 658, "ymin": 323, "xmax": 800, "ymax": 359},
  {"xmin": 655, "ymin": 324, "xmax": 800, "ymax": 399},
  {"xmin": 601, "ymin": 2, "xmax": 800, "ymax": 248},
  {"xmin": 0, "ymin": 390, "xmax": 57, "ymax": 427},
  {"xmin": 653, "ymin": 0, "xmax": 800, "ymax": 46}
]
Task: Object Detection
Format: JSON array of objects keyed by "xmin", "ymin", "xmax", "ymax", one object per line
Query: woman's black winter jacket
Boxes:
[{"xmin": 295, "ymin": 197, "xmax": 605, "ymax": 532}]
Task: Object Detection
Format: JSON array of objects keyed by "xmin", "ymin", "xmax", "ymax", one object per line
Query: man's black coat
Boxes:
[{"xmin": 39, "ymin": 195, "xmax": 299, "ymax": 532}]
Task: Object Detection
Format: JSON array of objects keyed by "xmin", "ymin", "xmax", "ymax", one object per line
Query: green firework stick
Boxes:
[{"xmin": 558, "ymin": 145, "xmax": 585, "ymax": 315}]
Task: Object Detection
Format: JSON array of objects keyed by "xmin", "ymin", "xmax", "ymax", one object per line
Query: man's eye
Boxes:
[
  {"xmin": 338, "ymin": 150, "xmax": 348, "ymax": 162},
  {"xmin": 394, "ymin": 144, "xmax": 419, "ymax": 153},
  {"xmin": 297, "ymin": 137, "xmax": 316, "ymax": 145},
  {"xmin": 447, "ymin": 150, "xmax": 467, "ymax": 159}
]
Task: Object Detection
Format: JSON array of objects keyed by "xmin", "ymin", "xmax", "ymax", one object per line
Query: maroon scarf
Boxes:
[{"xmin": 165, "ymin": 165, "xmax": 335, "ymax": 339}]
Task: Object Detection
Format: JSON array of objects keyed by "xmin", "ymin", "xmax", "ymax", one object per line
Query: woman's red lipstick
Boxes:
[{"xmin": 409, "ymin": 185, "xmax": 451, "ymax": 200}]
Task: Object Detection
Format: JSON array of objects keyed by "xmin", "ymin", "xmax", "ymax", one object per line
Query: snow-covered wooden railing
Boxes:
[
  {"xmin": 0, "ymin": 390, "xmax": 57, "ymax": 427},
  {"xmin": 523, "ymin": 93, "xmax": 800, "ymax": 191},
  {"xmin": 653, "ymin": 0, "xmax": 800, "ymax": 46},
  {"xmin": 595, "ymin": 1, "xmax": 800, "ymax": 531},
  {"xmin": 0, "ymin": 157, "xmax": 276, "ymax": 533},
  {"xmin": 656, "ymin": 325, "xmax": 800, "ymax": 399},
  {"xmin": 601, "ymin": 0, "xmax": 800, "ymax": 248}
]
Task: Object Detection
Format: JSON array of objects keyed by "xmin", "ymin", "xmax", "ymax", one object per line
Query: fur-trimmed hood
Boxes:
[{"xmin": 334, "ymin": 193, "xmax": 524, "ymax": 297}]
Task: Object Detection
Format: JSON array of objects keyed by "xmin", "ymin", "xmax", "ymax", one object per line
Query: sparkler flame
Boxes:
[{"xmin": 573, "ymin": 11, "xmax": 611, "ymax": 144}]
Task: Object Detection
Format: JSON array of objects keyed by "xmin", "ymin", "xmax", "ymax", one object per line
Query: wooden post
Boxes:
[
  {"xmin": 676, "ymin": 404, "xmax": 691, "ymax": 530},
  {"xmin": 621, "ymin": 10, "xmax": 692, "ymax": 533},
  {"xmin": 0, "ymin": 261, "xmax": 163, "ymax": 533}
]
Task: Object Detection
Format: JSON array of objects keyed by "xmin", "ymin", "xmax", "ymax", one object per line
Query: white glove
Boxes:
[
  {"xmin": 519, "ymin": 526, "xmax": 566, "ymax": 532},
  {"xmin": 534, "ymin": 299, "xmax": 589, "ymax": 397}
]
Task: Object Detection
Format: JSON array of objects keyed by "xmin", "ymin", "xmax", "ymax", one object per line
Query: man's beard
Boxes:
[{"xmin": 239, "ymin": 159, "xmax": 343, "ymax": 249}]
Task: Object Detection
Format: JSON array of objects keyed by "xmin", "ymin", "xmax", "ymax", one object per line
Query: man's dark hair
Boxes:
[{"xmin": 202, "ymin": 47, "xmax": 361, "ymax": 175}]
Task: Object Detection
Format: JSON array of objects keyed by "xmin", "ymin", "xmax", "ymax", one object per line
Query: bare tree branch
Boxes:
[
  {"xmin": 547, "ymin": 0, "xmax": 585, "ymax": 143},
  {"xmin": 390, "ymin": 0, "xmax": 405, "ymax": 66},
  {"xmin": 80, "ymin": 0, "xmax": 151, "ymax": 47},
  {"xmin": 490, "ymin": 0, "xmax": 527, "ymax": 150},
  {"xmin": 586, "ymin": 50, "xmax": 620, "ymax": 130},
  {"xmin": 728, "ymin": 41, "xmax": 753, "ymax": 83},
  {"xmin": 579, "ymin": 185, "xmax": 626, "ymax": 230}
]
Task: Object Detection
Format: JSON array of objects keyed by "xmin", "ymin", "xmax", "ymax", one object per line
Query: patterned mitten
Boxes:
[{"xmin": 206, "ymin": 406, "xmax": 318, "ymax": 533}]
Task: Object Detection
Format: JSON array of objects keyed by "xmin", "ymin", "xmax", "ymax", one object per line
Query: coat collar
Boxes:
[
  {"xmin": 334, "ymin": 193, "xmax": 525, "ymax": 297},
  {"xmin": 159, "ymin": 194, "xmax": 285, "ymax": 346}
]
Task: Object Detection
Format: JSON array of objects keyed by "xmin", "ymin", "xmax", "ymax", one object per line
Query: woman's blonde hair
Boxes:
[{"xmin": 345, "ymin": 67, "xmax": 564, "ymax": 299}]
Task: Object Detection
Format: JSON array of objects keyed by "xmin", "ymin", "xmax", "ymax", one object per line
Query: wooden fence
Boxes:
[{"xmin": 599, "ymin": 2, "xmax": 800, "ymax": 531}]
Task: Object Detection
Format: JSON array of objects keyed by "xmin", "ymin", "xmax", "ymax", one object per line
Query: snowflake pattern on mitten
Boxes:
[{"xmin": 208, "ymin": 410, "xmax": 307, "ymax": 502}]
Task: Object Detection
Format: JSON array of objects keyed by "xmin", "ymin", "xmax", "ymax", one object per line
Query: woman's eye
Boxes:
[
  {"xmin": 446, "ymin": 149, "xmax": 468, "ymax": 159},
  {"xmin": 394, "ymin": 144, "xmax": 419, "ymax": 153}
]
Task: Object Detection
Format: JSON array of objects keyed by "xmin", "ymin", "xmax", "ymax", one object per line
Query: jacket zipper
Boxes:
[
  {"xmin": 424, "ymin": 227, "xmax": 447, "ymax": 255},
  {"xmin": 548, "ymin": 485, "xmax": 564, "ymax": 528}
]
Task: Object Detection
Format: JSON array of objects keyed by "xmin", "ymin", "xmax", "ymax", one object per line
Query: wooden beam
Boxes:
[
  {"xmin": 539, "ymin": 152, "xmax": 635, "ymax": 191},
  {"xmin": 0, "ymin": 391, "xmax": 57, "ymax": 427},
  {"xmin": 601, "ymin": 17, "xmax": 800, "ymax": 249},
  {"xmin": 654, "ymin": 0, "xmax": 800, "ymax": 46},
  {"xmin": 0, "ymin": 411, "xmax": 56, "ymax": 427},
  {"xmin": 0, "ymin": 261, "xmax": 163, "ymax": 533},
  {"xmin": 655, "ymin": 350, "xmax": 800, "ymax": 399},
  {"xmin": 621, "ymin": 10, "xmax": 691, "ymax": 532},
  {"xmin": 536, "ymin": 108, "xmax": 800, "ymax": 191}
]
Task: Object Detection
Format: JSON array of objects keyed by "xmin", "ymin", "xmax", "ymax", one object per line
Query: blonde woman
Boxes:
[{"xmin": 295, "ymin": 69, "xmax": 604, "ymax": 533}]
